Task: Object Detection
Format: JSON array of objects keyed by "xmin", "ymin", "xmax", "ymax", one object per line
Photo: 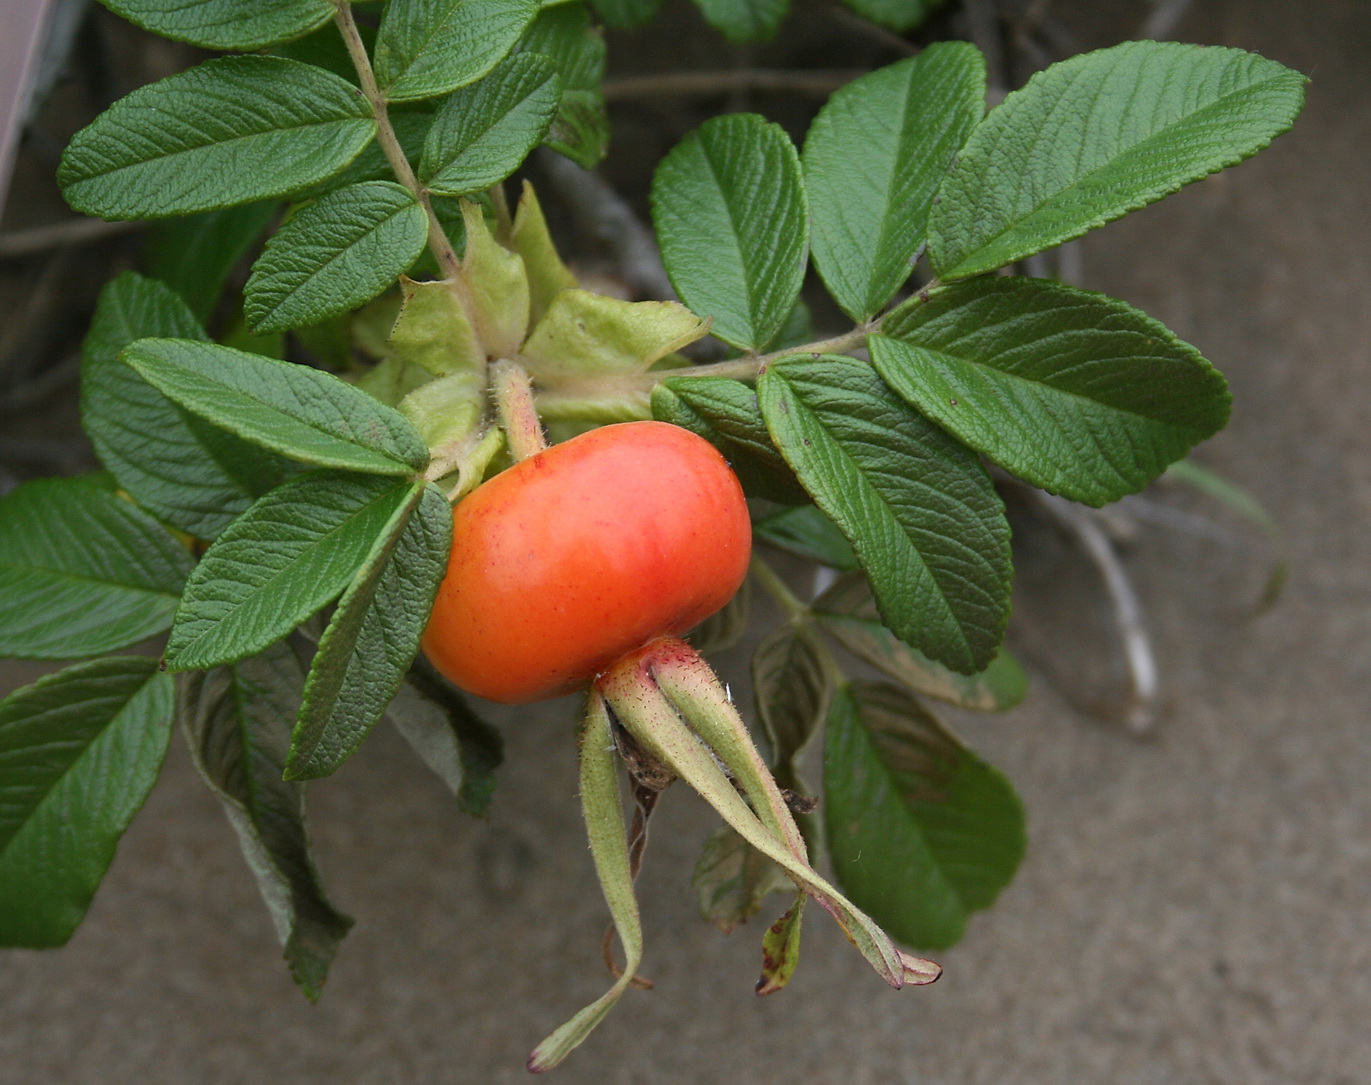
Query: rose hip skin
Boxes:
[{"xmin": 421, "ymin": 421, "xmax": 752, "ymax": 704}]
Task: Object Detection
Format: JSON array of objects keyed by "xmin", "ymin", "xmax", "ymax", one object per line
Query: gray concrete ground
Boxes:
[{"xmin": 3, "ymin": 1, "xmax": 1369, "ymax": 1082}]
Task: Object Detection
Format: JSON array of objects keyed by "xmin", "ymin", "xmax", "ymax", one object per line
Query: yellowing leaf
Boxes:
[
  {"xmin": 459, "ymin": 200, "xmax": 529, "ymax": 358},
  {"xmin": 509, "ymin": 181, "xmax": 577, "ymax": 325},
  {"xmin": 388, "ymin": 277, "xmax": 483, "ymax": 377}
]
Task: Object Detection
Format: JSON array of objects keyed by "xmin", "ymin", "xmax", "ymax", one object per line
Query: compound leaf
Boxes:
[
  {"xmin": 179, "ymin": 642, "xmax": 353, "ymax": 1000},
  {"xmin": 59, "ymin": 56, "xmax": 376, "ymax": 220},
  {"xmin": 804, "ymin": 44, "xmax": 984, "ymax": 320},
  {"xmin": 929, "ymin": 41, "xmax": 1307, "ymax": 279},
  {"xmin": 245, "ymin": 181, "xmax": 430, "ymax": 333},
  {"xmin": 825, "ymin": 681, "xmax": 1025, "ymax": 949},
  {"xmin": 0, "ymin": 475, "xmax": 193, "ymax": 660},
  {"xmin": 758, "ymin": 354, "xmax": 1011, "ymax": 675},
  {"xmin": 164, "ymin": 472, "xmax": 417, "ymax": 671},
  {"xmin": 872, "ymin": 277, "xmax": 1231, "ymax": 505},
  {"xmin": 0, "ymin": 657, "xmax": 173, "ymax": 947},
  {"xmin": 123, "ymin": 338, "xmax": 430, "ymax": 476},
  {"xmin": 287, "ymin": 483, "xmax": 452, "ymax": 779},
  {"xmin": 652, "ymin": 113, "xmax": 808, "ymax": 351},
  {"xmin": 374, "ymin": 0, "xmax": 539, "ymax": 102}
]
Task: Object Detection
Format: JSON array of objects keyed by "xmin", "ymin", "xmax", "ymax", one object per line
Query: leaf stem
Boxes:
[
  {"xmin": 491, "ymin": 359, "xmax": 547, "ymax": 461},
  {"xmin": 748, "ymin": 556, "xmax": 810, "ymax": 623},
  {"xmin": 333, "ymin": 1, "xmax": 462, "ymax": 282}
]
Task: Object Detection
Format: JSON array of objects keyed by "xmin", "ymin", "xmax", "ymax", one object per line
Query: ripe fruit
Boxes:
[{"xmin": 422, "ymin": 420, "xmax": 751, "ymax": 704}]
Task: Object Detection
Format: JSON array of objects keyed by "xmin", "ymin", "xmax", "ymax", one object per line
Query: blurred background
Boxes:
[{"xmin": 1, "ymin": 0, "xmax": 1367, "ymax": 1081}]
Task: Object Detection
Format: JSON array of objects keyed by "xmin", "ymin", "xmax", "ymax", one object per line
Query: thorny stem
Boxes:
[
  {"xmin": 333, "ymin": 1, "xmax": 462, "ymax": 282},
  {"xmin": 491, "ymin": 359, "xmax": 547, "ymax": 462}
]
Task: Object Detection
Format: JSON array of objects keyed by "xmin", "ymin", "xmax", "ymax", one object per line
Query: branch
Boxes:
[
  {"xmin": 332, "ymin": 1, "xmax": 462, "ymax": 282},
  {"xmin": 1034, "ymin": 491, "xmax": 1159, "ymax": 735},
  {"xmin": 0, "ymin": 218, "xmax": 140, "ymax": 259}
]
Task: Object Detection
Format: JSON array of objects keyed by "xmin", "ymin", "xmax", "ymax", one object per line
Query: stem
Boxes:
[
  {"xmin": 748, "ymin": 556, "xmax": 810, "ymax": 623},
  {"xmin": 486, "ymin": 181, "xmax": 513, "ymax": 239},
  {"xmin": 333, "ymin": 1, "xmax": 462, "ymax": 281},
  {"xmin": 491, "ymin": 359, "xmax": 547, "ymax": 461}
]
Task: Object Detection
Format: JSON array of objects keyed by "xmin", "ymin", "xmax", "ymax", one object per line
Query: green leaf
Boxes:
[
  {"xmin": 691, "ymin": 0, "xmax": 787, "ymax": 42},
  {"xmin": 298, "ymin": 111, "xmax": 434, "ymax": 200},
  {"xmin": 752, "ymin": 620, "xmax": 833, "ymax": 787},
  {"xmin": 752, "ymin": 504, "xmax": 858, "ymax": 571},
  {"xmin": 814, "ymin": 572, "xmax": 1025, "ymax": 710},
  {"xmin": 928, "ymin": 41, "xmax": 1307, "ymax": 280},
  {"xmin": 509, "ymin": 181, "xmax": 578, "ymax": 326},
  {"xmin": 804, "ymin": 45, "xmax": 984, "ymax": 320},
  {"xmin": 520, "ymin": 291, "xmax": 708, "ymax": 383},
  {"xmin": 179, "ymin": 643, "xmax": 353, "ymax": 1000},
  {"xmin": 838, "ymin": 0, "xmax": 945, "ymax": 32},
  {"xmin": 374, "ymin": 0, "xmax": 540, "ymax": 102},
  {"xmin": 825, "ymin": 681, "xmax": 1025, "ymax": 949},
  {"xmin": 390, "ymin": 663, "xmax": 504, "ymax": 818},
  {"xmin": 164, "ymin": 472, "xmax": 417, "ymax": 671},
  {"xmin": 245, "ymin": 182, "xmax": 430, "ymax": 333},
  {"xmin": 0, "ymin": 476, "xmax": 194, "ymax": 660},
  {"xmin": 419, "ymin": 53, "xmax": 561, "ymax": 196},
  {"xmin": 286, "ymin": 483, "xmax": 452, "ymax": 779},
  {"xmin": 758, "ymin": 354, "xmax": 1011, "ymax": 675},
  {"xmin": 692, "ymin": 824, "xmax": 789, "ymax": 933},
  {"xmin": 82, "ymin": 273, "xmax": 286, "ymax": 539},
  {"xmin": 145, "ymin": 202, "xmax": 278, "ymax": 323},
  {"xmin": 652, "ymin": 377, "xmax": 807, "ymax": 505},
  {"xmin": 59, "ymin": 57, "xmax": 376, "ymax": 220},
  {"xmin": 873, "ymin": 277, "xmax": 1231, "ymax": 505},
  {"xmin": 518, "ymin": 4, "xmax": 609, "ymax": 169},
  {"xmin": 388, "ymin": 277, "xmax": 484, "ymax": 378},
  {"xmin": 587, "ymin": 0, "xmax": 662, "ymax": 29},
  {"xmin": 123, "ymin": 338, "xmax": 430, "ymax": 475},
  {"xmin": 652, "ymin": 113, "xmax": 809, "ymax": 350},
  {"xmin": 99, "ymin": 0, "xmax": 335, "ymax": 49},
  {"xmin": 0, "ymin": 658, "xmax": 173, "ymax": 947}
]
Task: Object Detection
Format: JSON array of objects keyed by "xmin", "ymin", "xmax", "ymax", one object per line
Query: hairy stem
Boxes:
[
  {"xmin": 333, "ymin": 1, "xmax": 462, "ymax": 282},
  {"xmin": 491, "ymin": 359, "xmax": 547, "ymax": 461}
]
